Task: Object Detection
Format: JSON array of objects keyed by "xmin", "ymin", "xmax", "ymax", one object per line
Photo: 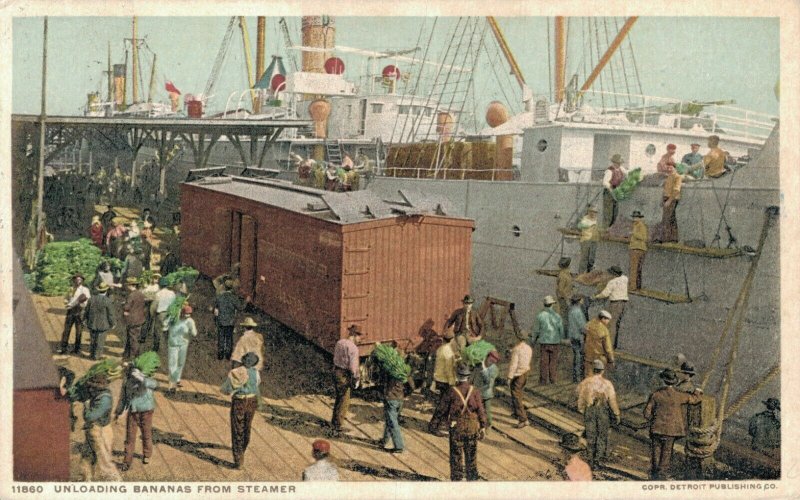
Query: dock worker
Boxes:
[
  {"xmin": 445, "ymin": 295, "xmax": 484, "ymax": 352},
  {"xmin": 577, "ymin": 206, "xmax": 599, "ymax": 273},
  {"xmin": 213, "ymin": 262, "xmax": 241, "ymax": 294},
  {"xmin": 232, "ymin": 317, "xmax": 265, "ymax": 372},
  {"xmin": 214, "ymin": 279, "xmax": 248, "ymax": 360},
  {"xmin": 532, "ymin": 295, "xmax": 564, "ymax": 385},
  {"xmin": 644, "ymin": 369, "xmax": 703, "ymax": 480},
  {"xmin": 602, "ymin": 154, "xmax": 628, "ymax": 228},
  {"xmin": 302, "ymin": 439, "xmax": 340, "ymax": 481},
  {"xmin": 748, "ymin": 398, "xmax": 780, "ymax": 456},
  {"xmin": 167, "ymin": 305, "xmax": 198, "ymax": 393},
  {"xmin": 81, "ymin": 371, "xmax": 122, "ymax": 481},
  {"xmin": 681, "ymin": 143, "xmax": 704, "ymax": 178},
  {"xmin": 122, "ymin": 277, "xmax": 147, "ymax": 360},
  {"xmin": 656, "ymin": 144, "xmax": 677, "ymax": 175},
  {"xmin": 508, "ymin": 329, "xmax": 533, "ymax": 428},
  {"xmin": 152, "ymin": 277, "xmax": 176, "ymax": 352},
  {"xmin": 85, "ymin": 281, "xmax": 115, "ymax": 360},
  {"xmin": 114, "ymin": 353, "xmax": 159, "ymax": 471},
  {"xmin": 431, "ymin": 326, "xmax": 458, "ymax": 413},
  {"xmin": 576, "ymin": 359, "xmax": 621, "ymax": 468},
  {"xmin": 583, "ymin": 310, "xmax": 615, "ymax": 378},
  {"xmin": 657, "ymin": 163, "xmax": 683, "ymax": 244},
  {"xmin": 121, "ymin": 246, "xmax": 143, "ymax": 285},
  {"xmin": 415, "ymin": 319, "xmax": 443, "ymax": 398},
  {"xmin": 593, "ymin": 266, "xmax": 628, "ymax": 349},
  {"xmin": 560, "ymin": 433, "xmax": 592, "ymax": 481},
  {"xmin": 59, "ymin": 273, "xmax": 90, "ymax": 355},
  {"xmin": 675, "ymin": 362, "xmax": 697, "ymax": 394},
  {"xmin": 221, "ymin": 352, "xmax": 262, "ymax": 469},
  {"xmin": 556, "ymin": 257, "xmax": 573, "ymax": 323},
  {"xmin": 330, "ymin": 325, "xmax": 364, "ymax": 434},
  {"xmin": 90, "ymin": 215, "xmax": 104, "ymax": 252},
  {"xmin": 473, "ymin": 350, "xmax": 500, "ymax": 429},
  {"xmin": 567, "ymin": 295, "xmax": 587, "ymax": 383},
  {"xmin": 376, "ymin": 343, "xmax": 413, "ymax": 454},
  {"xmin": 629, "ymin": 211, "xmax": 648, "ymax": 292},
  {"xmin": 703, "ymin": 135, "xmax": 728, "ymax": 178},
  {"xmin": 429, "ymin": 363, "xmax": 488, "ymax": 481}
]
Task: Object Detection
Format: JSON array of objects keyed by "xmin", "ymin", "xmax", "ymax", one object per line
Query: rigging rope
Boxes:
[{"xmin": 709, "ymin": 168, "xmax": 739, "ymax": 249}]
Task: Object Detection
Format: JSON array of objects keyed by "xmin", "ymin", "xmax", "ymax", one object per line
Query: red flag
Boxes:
[{"xmin": 165, "ymin": 81, "xmax": 181, "ymax": 95}]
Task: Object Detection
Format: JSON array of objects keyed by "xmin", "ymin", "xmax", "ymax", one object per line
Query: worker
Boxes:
[
  {"xmin": 656, "ymin": 144, "xmax": 677, "ymax": 175},
  {"xmin": 330, "ymin": 325, "xmax": 364, "ymax": 434},
  {"xmin": 214, "ymin": 280, "xmax": 248, "ymax": 360},
  {"xmin": 594, "ymin": 266, "xmax": 628, "ymax": 349},
  {"xmin": 114, "ymin": 353, "xmax": 159, "ymax": 471},
  {"xmin": 445, "ymin": 295, "xmax": 484, "ymax": 352},
  {"xmin": 429, "ymin": 363, "xmax": 488, "ymax": 481},
  {"xmin": 560, "ymin": 433, "xmax": 592, "ymax": 481},
  {"xmin": 213, "ymin": 262, "xmax": 241, "ymax": 294},
  {"xmin": 644, "ymin": 369, "xmax": 703, "ymax": 480},
  {"xmin": 748, "ymin": 398, "xmax": 780, "ymax": 456},
  {"xmin": 152, "ymin": 277, "xmax": 176, "ymax": 352},
  {"xmin": 376, "ymin": 343, "xmax": 412, "ymax": 454},
  {"xmin": 415, "ymin": 319, "xmax": 443, "ymax": 398},
  {"xmin": 532, "ymin": 295, "xmax": 564, "ymax": 385},
  {"xmin": 302, "ymin": 439, "xmax": 340, "ymax": 481},
  {"xmin": 577, "ymin": 206, "xmax": 600, "ymax": 273},
  {"xmin": 472, "ymin": 350, "xmax": 500, "ymax": 429},
  {"xmin": 656, "ymin": 163, "xmax": 683, "ymax": 244},
  {"xmin": 628, "ymin": 211, "xmax": 648, "ymax": 291},
  {"xmin": 576, "ymin": 359, "xmax": 621, "ymax": 468},
  {"xmin": 508, "ymin": 329, "xmax": 533, "ymax": 428},
  {"xmin": 681, "ymin": 143, "xmax": 704, "ymax": 179},
  {"xmin": 583, "ymin": 310, "xmax": 615, "ymax": 378},
  {"xmin": 431, "ymin": 326, "xmax": 458, "ymax": 413},
  {"xmin": 221, "ymin": 352, "xmax": 262, "ymax": 469},
  {"xmin": 703, "ymin": 135, "xmax": 728, "ymax": 178},
  {"xmin": 675, "ymin": 362, "xmax": 697, "ymax": 394},
  {"xmin": 231, "ymin": 317, "xmax": 265, "ymax": 371},
  {"xmin": 602, "ymin": 154, "xmax": 627, "ymax": 228},
  {"xmin": 59, "ymin": 273, "xmax": 91, "ymax": 355},
  {"xmin": 80, "ymin": 371, "xmax": 122, "ymax": 481},
  {"xmin": 556, "ymin": 256, "xmax": 573, "ymax": 323},
  {"xmin": 122, "ymin": 277, "xmax": 147, "ymax": 360},
  {"xmin": 85, "ymin": 281, "xmax": 115, "ymax": 360},
  {"xmin": 567, "ymin": 295, "xmax": 587, "ymax": 383}
]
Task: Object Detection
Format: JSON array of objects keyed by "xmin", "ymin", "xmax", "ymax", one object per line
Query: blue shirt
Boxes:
[
  {"xmin": 115, "ymin": 373, "xmax": 158, "ymax": 415},
  {"xmin": 83, "ymin": 389, "xmax": 113, "ymax": 429},
  {"xmin": 532, "ymin": 308, "xmax": 564, "ymax": 345},
  {"xmin": 473, "ymin": 363, "xmax": 499, "ymax": 400},
  {"xmin": 567, "ymin": 305, "xmax": 587, "ymax": 341},
  {"xmin": 681, "ymin": 152, "xmax": 703, "ymax": 166},
  {"xmin": 221, "ymin": 367, "xmax": 261, "ymax": 397}
]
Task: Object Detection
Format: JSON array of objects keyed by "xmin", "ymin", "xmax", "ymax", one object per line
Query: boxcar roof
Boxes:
[{"xmin": 184, "ymin": 176, "xmax": 467, "ymax": 225}]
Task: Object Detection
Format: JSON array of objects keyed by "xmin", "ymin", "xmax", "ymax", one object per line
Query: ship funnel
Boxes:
[
  {"xmin": 301, "ymin": 16, "xmax": 336, "ymax": 73},
  {"xmin": 113, "ymin": 64, "xmax": 127, "ymax": 107},
  {"xmin": 486, "ymin": 101, "xmax": 513, "ymax": 176}
]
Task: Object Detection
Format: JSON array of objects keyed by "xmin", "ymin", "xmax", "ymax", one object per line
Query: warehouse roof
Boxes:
[{"xmin": 184, "ymin": 176, "xmax": 461, "ymax": 224}]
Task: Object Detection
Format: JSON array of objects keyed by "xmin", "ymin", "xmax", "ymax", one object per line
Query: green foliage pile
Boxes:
[
  {"xmin": 166, "ymin": 295, "xmax": 189, "ymax": 324},
  {"xmin": 68, "ymin": 359, "xmax": 122, "ymax": 402},
  {"xmin": 462, "ymin": 340, "xmax": 496, "ymax": 367},
  {"xmin": 33, "ymin": 239, "xmax": 102, "ymax": 296},
  {"xmin": 612, "ymin": 168, "xmax": 643, "ymax": 201},
  {"xmin": 164, "ymin": 266, "xmax": 199, "ymax": 289},
  {"xmin": 133, "ymin": 351, "xmax": 161, "ymax": 377},
  {"xmin": 372, "ymin": 343, "xmax": 411, "ymax": 381}
]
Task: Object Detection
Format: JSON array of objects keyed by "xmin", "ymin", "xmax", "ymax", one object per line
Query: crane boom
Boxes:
[
  {"xmin": 279, "ymin": 17, "xmax": 300, "ymax": 72},
  {"xmin": 204, "ymin": 17, "xmax": 237, "ymax": 101},
  {"xmin": 486, "ymin": 16, "xmax": 525, "ymax": 90}
]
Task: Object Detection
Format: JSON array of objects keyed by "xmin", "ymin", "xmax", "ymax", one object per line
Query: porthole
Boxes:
[
  {"xmin": 512, "ymin": 225, "xmax": 521, "ymax": 237},
  {"xmin": 645, "ymin": 144, "xmax": 656, "ymax": 157},
  {"xmin": 537, "ymin": 139, "xmax": 548, "ymax": 152}
]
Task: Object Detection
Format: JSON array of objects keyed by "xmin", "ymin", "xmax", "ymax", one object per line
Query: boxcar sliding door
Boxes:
[{"xmin": 238, "ymin": 214, "xmax": 258, "ymax": 298}]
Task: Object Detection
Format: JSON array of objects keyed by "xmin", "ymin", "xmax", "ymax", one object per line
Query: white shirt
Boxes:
[
  {"xmin": 595, "ymin": 276, "xmax": 629, "ymax": 301},
  {"xmin": 433, "ymin": 340, "xmax": 457, "ymax": 385},
  {"xmin": 155, "ymin": 288, "xmax": 176, "ymax": 313},
  {"xmin": 66, "ymin": 285, "xmax": 91, "ymax": 309},
  {"xmin": 302, "ymin": 458, "xmax": 340, "ymax": 481},
  {"xmin": 508, "ymin": 342, "xmax": 533, "ymax": 379}
]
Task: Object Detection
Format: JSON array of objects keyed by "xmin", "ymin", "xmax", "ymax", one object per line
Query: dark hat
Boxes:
[
  {"xmin": 462, "ymin": 295, "xmax": 474, "ymax": 304},
  {"xmin": 72, "ymin": 273, "xmax": 85, "ymax": 281},
  {"xmin": 560, "ymin": 433, "xmax": 585, "ymax": 452},
  {"xmin": 242, "ymin": 352, "xmax": 259, "ymax": 368},
  {"xmin": 347, "ymin": 324, "xmax": 364, "ymax": 336},
  {"xmin": 607, "ymin": 266, "xmax": 623, "ymax": 276},
  {"xmin": 570, "ymin": 294, "xmax": 584, "ymax": 304},
  {"xmin": 456, "ymin": 363, "xmax": 472, "ymax": 378},
  {"xmin": 690, "ymin": 143, "xmax": 701, "ymax": 147},
  {"xmin": 660, "ymin": 369, "xmax": 679, "ymax": 385},
  {"xmin": 679, "ymin": 362, "xmax": 696, "ymax": 376},
  {"xmin": 159, "ymin": 277, "xmax": 170, "ymax": 287},
  {"xmin": 443, "ymin": 326, "xmax": 455, "ymax": 340},
  {"xmin": 312, "ymin": 439, "xmax": 331, "ymax": 455},
  {"xmin": 610, "ymin": 154, "xmax": 625, "ymax": 164},
  {"xmin": 631, "ymin": 210, "xmax": 644, "ymax": 219},
  {"xmin": 558, "ymin": 257, "xmax": 572, "ymax": 268},
  {"xmin": 763, "ymin": 398, "xmax": 780, "ymax": 411}
]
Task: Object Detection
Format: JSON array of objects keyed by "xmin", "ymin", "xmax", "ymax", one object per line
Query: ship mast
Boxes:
[
  {"xmin": 554, "ymin": 16, "xmax": 567, "ymax": 103},
  {"xmin": 486, "ymin": 17, "xmax": 526, "ymax": 90},
  {"xmin": 132, "ymin": 16, "xmax": 138, "ymax": 104},
  {"xmin": 579, "ymin": 16, "xmax": 638, "ymax": 96},
  {"xmin": 255, "ymin": 16, "xmax": 266, "ymax": 113}
]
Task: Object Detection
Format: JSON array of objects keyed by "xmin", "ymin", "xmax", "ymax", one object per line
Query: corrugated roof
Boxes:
[
  {"xmin": 13, "ymin": 255, "xmax": 61, "ymax": 391},
  {"xmin": 185, "ymin": 176, "xmax": 463, "ymax": 225}
]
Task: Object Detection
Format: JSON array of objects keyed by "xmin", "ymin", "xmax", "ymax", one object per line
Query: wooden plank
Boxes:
[
  {"xmin": 629, "ymin": 288, "xmax": 692, "ymax": 304},
  {"xmin": 557, "ymin": 227, "xmax": 741, "ymax": 258}
]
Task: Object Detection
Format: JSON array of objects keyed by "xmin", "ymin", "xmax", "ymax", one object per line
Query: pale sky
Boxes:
[{"xmin": 12, "ymin": 16, "xmax": 779, "ymax": 119}]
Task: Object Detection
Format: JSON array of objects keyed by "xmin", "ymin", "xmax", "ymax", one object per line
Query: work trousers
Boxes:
[
  {"xmin": 168, "ymin": 344, "xmax": 189, "ymax": 384},
  {"xmin": 557, "ymin": 297, "xmax": 570, "ymax": 325},
  {"xmin": 89, "ymin": 329, "xmax": 109, "ymax": 359},
  {"xmin": 510, "ymin": 372, "xmax": 529, "ymax": 423},
  {"xmin": 603, "ymin": 190, "xmax": 618, "ymax": 229},
  {"xmin": 660, "ymin": 197, "xmax": 680, "ymax": 243},
  {"xmin": 331, "ymin": 368, "xmax": 353, "ymax": 430},
  {"xmin": 123, "ymin": 324, "xmax": 144, "ymax": 360},
  {"xmin": 153, "ymin": 311, "xmax": 170, "ymax": 352},
  {"xmin": 579, "ymin": 241, "xmax": 597, "ymax": 273},
  {"xmin": 608, "ymin": 300, "xmax": 627, "ymax": 350},
  {"xmin": 84, "ymin": 424, "xmax": 121, "ymax": 481},
  {"xmin": 231, "ymin": 396, "xmax": 257, "ymax": 467},
  {"xmin": 449, "ymin": 431, "xmax": 479, "ymax": 481},
  {"xmin": 649, "ymin": 433, "xmax": 677, "ymax": 480},
  {"xmin": 584, "ymin": 404, "xmax": 611, "ymax": 466},
  {"xmin": 571, "ymin": 339, "xmax": 584, "ymax": 383},
  {"xmin": 217, "ymin": 325, "xmax": 234, "ymax": 360},
  {"xmin": 539, "ymin": 344, "xmax": 560, "ymax": 385},
  {"xmin": 629, "ymin": 249, "xmax": 646, "ymax": 291},
  {"xmin": 124, "ymin": 410, "xmax": 154, "ymax": 466},
  {"xmin": 61, "ymin": 309, "xmax": 84, "ymax": 352},
  {"xmin": 382, "ymin": 399, "xmax": 405, "ymax": 451}
]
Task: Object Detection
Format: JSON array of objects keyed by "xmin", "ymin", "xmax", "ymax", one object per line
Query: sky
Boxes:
[{"xmin": 12, "ymin": 16, "xmax": 780, "ymax": 119}]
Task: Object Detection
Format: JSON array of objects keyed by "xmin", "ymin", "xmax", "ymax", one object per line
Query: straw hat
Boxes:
[{"xmin": 240, "ymin": 317, "xmax": 258, "ymax": 328}]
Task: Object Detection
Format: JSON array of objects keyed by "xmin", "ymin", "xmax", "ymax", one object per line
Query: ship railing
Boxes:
[
  {"xmin": 578, "ymin": 90, "xmax": 776, "ymax": 141},
  {"xmin": 380, "ymin": 166, "xmax": 519, "ymax": 181}
]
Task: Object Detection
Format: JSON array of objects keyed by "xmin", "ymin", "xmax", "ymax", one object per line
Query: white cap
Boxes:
[
  {"xmin": 543, "ymin": 295, "xmax": 556, "ymax": 306},
  {"xmin": 599, "ymin": 310, "xmax": 612, "ymax": 319}
]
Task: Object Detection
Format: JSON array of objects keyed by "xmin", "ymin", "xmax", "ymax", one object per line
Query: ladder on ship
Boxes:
[{"xmin": 324, "ymin": 140, "xmax": 343, "ymax": 166}]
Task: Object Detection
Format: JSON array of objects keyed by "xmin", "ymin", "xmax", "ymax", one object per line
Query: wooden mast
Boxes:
[
  {"xmin": 554, "ymin": 17, "xmax": 567, "ymax": 103},
  {"xmin": 255, "ymin": 16, "xmax": 266, "ymax": 113},
  {"xmin": 132, "ymin": 16, "xmax": 138, "ymax": 104},
  {"xmin": 579, "ymin": 16, "xmax": 638, "ymax": 95},
  {"xmin": 486, "ymin": 17, "xmax": 525, "ymax": 90}
]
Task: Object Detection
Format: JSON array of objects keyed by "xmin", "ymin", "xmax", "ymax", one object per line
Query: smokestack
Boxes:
[
  {"xmin": 113, "ymin": 64, "xmax": 127, "ymax": 107},
  {"xmin": 301, "ymin": 16, "xmax": 335, "ymax": 73}
]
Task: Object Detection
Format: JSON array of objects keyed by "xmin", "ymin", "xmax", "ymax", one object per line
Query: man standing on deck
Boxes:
[
  {"xmin": 593, "ymin": 266, "xmax": 628, "ymax": 349},
  {"xmin": 576, "ymin": 359, "xmax": 621, "ymax": 468},
  {"xmin": 644, "ymin": 369, "xmax": 703, "ymax": 480},
  {"xmin": 231, "ymin": 317, "xmax": 265, "ymax": 372},
  {"xmin": 556, "ymin": 257, "xmax": 573, "ymax": 323},
  {"xmin": 59, "ymin": 273, "xmax": 90, "ymax": 355},
  {"xmin": 603, "ymin": 154, "xmax": 627, "ymax": 228},
  {"xmin": 567, "ymin": 295, "xmax": 587, "ymax": 383},
  {"xmin": 675, "ymin": 362, "xmax": 697, "ymax": 394},
  {"xmin": 583, "ymin": 310, "xmax": 615, "ymax": 378},
  {"xmin": 221, "ymin": 352, "xmax": 262, "ymax": 469},
  {"xmin": 657, "ymin": 163, "xmax": 683, "ymax": 243},
  {"xmin": 629, "ymin": 211, "xmax": 648, "ymax": 291},
  {"xmin": 445, "ymin": 295, "xmax": 484, "ymax": 352},
  {"xmin": 330, "ymin": 325, "xmax": 364, "ymax": 434},
  {"xmin": 431, "ymin": 327, "xmax": 458, "ymax": 416},
  {"xmin": 656, "ymin": 144, "xmax": 677, "ymax": 175},
  {"xmin": 214, "ymin": 279, "xmax": 248, "ymax": 360},
  {"xmin": 577, "ymin": 207, "xmax": 599, "ymax": 273},
  {"xmin": 430, "ymin": 363, "xmax": 488, "ymax": 481},
  {"xmin": 508, "ymin": 329, "xmax": 533, "ymax": 429},
  {"xmin": 152, "ymin": 277, "xmax": 175, "ymax": 352},
  {"xmin": 532, "ymin": 295, "xmax": 564, "ymax": 385},
  {"xmin": 472, "ymin": 350, "xmax": 500, "ymax": 429},
  {"xmin": 85, "ymin": 282, "xmax": 115, "ymax": 360},
  {"xmin": 122, "ymin": 277, "xmax": 147, "ymax": 360}
]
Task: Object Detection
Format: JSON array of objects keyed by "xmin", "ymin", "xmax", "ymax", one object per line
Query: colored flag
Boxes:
[{"xmin": 165, "ymin": 81, "xmax": 181, "ymax": 95}]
